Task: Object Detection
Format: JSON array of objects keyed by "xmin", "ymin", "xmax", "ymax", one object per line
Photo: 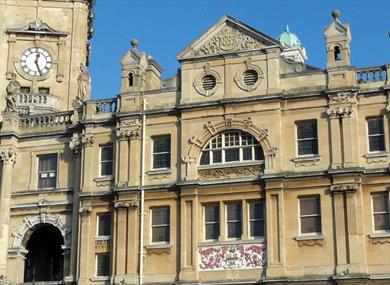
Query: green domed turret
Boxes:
[{"xmin": 277, "ymin": 25, "xmax": 302, "ymax": 47}]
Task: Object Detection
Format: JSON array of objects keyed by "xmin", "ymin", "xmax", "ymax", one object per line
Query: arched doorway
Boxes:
[{"xmin": 24, "ymin": 224, "xmax": 64, "ymax": 282}]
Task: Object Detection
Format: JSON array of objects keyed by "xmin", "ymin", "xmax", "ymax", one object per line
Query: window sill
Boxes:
[
  {"xmin": 147, "ymin": 169, "xmax": 172, "ymax": 175},
  {"xmin": 95, "ymin": 236, "xmax": 111, "ymax": 241},
  {"xmin": 198, "ymin": 161, "xmax": 264, "ymax": 170},
  {"xmin": 145, "ymin": 243, "xmax": 172, "ymax": 249},
  {"xmin": 90, "ymin": 276, "xmax": 110, "ymax": 282},
  {"xmin": 364, "ymin": 152, "xmax": 388, "ymax": 163},
  {"xmin": 294, "ymin": 234, "xmax": 324, "ymax": 247},
  {"xmin": 368, "ymin": 232, "xmax": 390, "ymax": 239},
  {"xmin": 292, "ymin": 155, "xmax": 322, "ymax": 167},
  {"xmin": 199, "ymin": 239, "xmax": 265, "ymax": 247},
  {"xmin": 93, "ymin": 176, "xmax": 113, "ymax": 187}
]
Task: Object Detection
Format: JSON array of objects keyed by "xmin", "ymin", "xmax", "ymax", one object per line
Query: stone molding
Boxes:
[
  {"xmin": 114, "ymin": 201, "xmax": 139, "ymax": 209},
  {"xmin": 0, "ymin": 147, "xmax": 17, "ymax": 165},
  {"xmin": 291, "ymin": 155, "xmax": 322, "ymax": 167},
  {"xmin": 116, "ymin": 127, "xmax": 141, "ymax": 141},
  {"xmin": 6, "ymin": 19, "xmax": 68, "ymax": 37},
  {"xmin": 330, "ymin": 183, "xmax": 358, "ymax": 193},
  {"xmin": 196, "ymin": 26, "xmax": 262, "ymax": 56},
  {"xmin": 11, "ymin": 213, "xmax": 70, "ymax": 248}
]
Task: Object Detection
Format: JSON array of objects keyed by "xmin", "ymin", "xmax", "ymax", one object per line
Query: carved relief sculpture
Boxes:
[
  {"xmin": 0, "ymin": 147, "xmax": 17, "ymax": 164},
  {"xmin": 197, "ymin": 26, "xmax": 262, "ymax": 56}
]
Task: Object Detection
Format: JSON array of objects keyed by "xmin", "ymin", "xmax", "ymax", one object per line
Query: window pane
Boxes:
[
  {"xmin": 300, "ymin": 197, "xmax": 320, "ymax": 216},
  {"xmin": 368, "ymin": 118, "xmax": 384, "ymax": 135},
  {"xmin": 225, "ymin": 132, "xmax": 240, "ymax": 147},
  {"xmin": 374, "ymin": 214, "xmax": 390, "ymax": 231},
  {"xmin": 38, "ymin": 154, "xmax": 57, "ymax": 189},
  {"xmin": 250, "ymin": 203, "xmax": 263, "ymax": 220},
  {"xmin": 301, "ymin": 216, "xmax": 321, "ymax": 233},
  {"xmin": 101, "ymin": 161, "xmax": 113, "ymax": 176},
  {"xmin": 297, "ymin": 121, "xmax": 317, "ymax": 139},
  {"xmin": 298, "ymin": 139, "xmax": 318, "ymax": 155},
  {"xmin": 96, "ymin": 254, "xmax": 110, "ymax": 276},
  {"xmin": 200, "ymin": 151, "xmax": 210, "ymax": 165},
  {"xmin": 254, "ymin": 146, "xmax": 264, "ymax": 160},
  {"xmin": 153, "ymin": 153, "xmax": 170, "ymax": 169},
  {"xmin": 205, "ymin": 205, "xmax": 219, "ymax": 222},
  {"xmin": 152, "ymin": 226, "xmax": 170, "ymax": 242},
  {"xmin": 38, "ymin": 154, "xmax": 57, "ymax": 172},
  {"xmin": 228, "ymin": 222, "xmax": 242, "ymax": 238},
  {"xmin": 101, "ymin": 146, "xmax": 113, "ymax": 161},
  {"xmin": 212, "ymin": 150, "xmax": 222, "ymax": 163},
  {"xmin": 225, "ymin": 148, "xmax": 239, "ymax": 162},
  {"xmin": 242, "ymin": 147, "xmax": 252, "ymax": 160},
  {"xmin": 152, "ymin": 207, "xmax": 169, "ymax": 226},
  {"xmin": 153, "ymin": 136, "xmax": 170, "ymax": 153},
  {"xmin": 369, "ymin": 136, "xmax": 385, "ymax": 152},
  {"xmin": 205, "ymin": 223, "xmax": 219, "ymax": 240},
  {"xmin": 98, "ymin": 214, "xmax": 111, "ymax": 236},
  {"xmin": 373, "ymin": 194, "xmax": 388, "ymax": 212},
  {"xmin": 250, "ymin": 220, "xmax": 264, "ymax": 237},
  {"xmin": 227, "ymin": 203, "xmax": 241, "ymax": 221}
]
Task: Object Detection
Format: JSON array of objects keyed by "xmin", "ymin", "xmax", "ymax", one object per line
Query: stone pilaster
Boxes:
[
  {"xmin": 77, "ymin": 206, "xmax": 92, "ymax": 285},
  {"xmin": 113, "ymin": 201, "xmax": 139, "ymax": 284},
  {"xmin": 0, "ymin": 147, "xmax": 17, "ymax": 280},
  {"xmin": 80, "ymin": 133, "xmax": 95, "ymax": 192}
]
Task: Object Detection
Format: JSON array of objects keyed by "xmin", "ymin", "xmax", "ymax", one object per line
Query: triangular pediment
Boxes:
[
  {"xmin": 6, "ymin": 19, "xmax": 68, "ymax": 37},
  {"xmin": 177, "ymin": 15, "xmax": 282, "ymax": 61}
]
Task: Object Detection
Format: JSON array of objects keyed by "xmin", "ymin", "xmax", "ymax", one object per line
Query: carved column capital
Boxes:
[
  {"xmin": 116, "ymin": 127, "xmax": 141, "ymax": 141},
  {"xmin": 114, "ymin": 201, "xmax": 139, "ymax": 209},
  {"xmin": 326, "ymin": 106, "xmax": 353, "ymax": 119},
  {"xmin": 330, "ymin": 183, "xmax": 358, "ymax": 194},
  {"xmin": 79, "ymin": 206, "xmax": 92, "ymax": 216},
  {"xmin": 0, "ymin": 147, "xmax": 17, "ymax": 165},
  {"xmin": 69, "ymin": 133, "xmax": 82, "ymax": 155},
  {"xmin": 81, "ymin": 134, "xmax": 94, "ymax": 147},
  {"xmin": 327, "ymin": 91, "xmax": 357, "ymax": 104}
]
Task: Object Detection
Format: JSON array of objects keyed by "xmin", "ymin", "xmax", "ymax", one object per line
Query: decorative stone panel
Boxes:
[
  {"xmin": 198, "ymin": 165, "xmax": 263, "ymax": 180},
  {"xmin": 198, "ymin": 243, "xmax": 266, "ymax": 271}
]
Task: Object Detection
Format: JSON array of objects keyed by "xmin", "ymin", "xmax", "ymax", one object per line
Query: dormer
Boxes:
[
  {"xmin": 323, "ymin": 10, "xmax": 351, "ymax": 69},
  {"xmin": 120, "ymin": 39, "xmax": 163, "ymax": 93}
]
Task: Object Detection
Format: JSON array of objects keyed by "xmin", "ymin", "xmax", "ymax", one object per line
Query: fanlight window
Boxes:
[{"xmin": 200, "ymin": 131, "xmax": 264, "ymax": 166}]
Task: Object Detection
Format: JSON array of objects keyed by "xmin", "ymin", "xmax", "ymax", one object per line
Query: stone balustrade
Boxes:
[
  {"xmin": 94, "ymin": 98, "xmax": 118, "ymax": 114},
  {"xmin": 19, "ymin": 111, "xmax": 73, "ymax": 129},
  {"xmin": 356, "ymin": 66, "xmax": 388, "ymax": 84},
  {"xmin": 18, "ymin": 92, "xmax": 59, "ymax": 115}
]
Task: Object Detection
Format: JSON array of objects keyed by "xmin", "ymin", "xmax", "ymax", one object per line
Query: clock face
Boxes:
[{"xmin": 20, "ymin": 47, "xmax": 53, "ymax": 77}]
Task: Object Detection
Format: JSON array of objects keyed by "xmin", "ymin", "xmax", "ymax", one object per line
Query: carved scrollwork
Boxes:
[
  {"xmin": 196, "ymin": 26, "xmax": 262, "ymax": 56},
  {"xmin": 81, "ymin": 134, "xmax": 94, "ymax": 147},
  {"xmin": 0, "ymin": 147, "xmax": 17, "ymax": 164},
  {"xmin": 116, "ymin": 127, "xmax": 141, "ymax": 141},
  {"xmin": 198, "ymin": 165, "xmax": 263, "ymax": 180}
]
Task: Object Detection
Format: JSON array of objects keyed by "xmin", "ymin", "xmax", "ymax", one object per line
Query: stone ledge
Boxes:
[
  {"xmin": 291, "ymin": 155, "xmax": 322, "ymax": 167},
  {"xmin": 364, "ymin": 152, "xmax": 388, "ymax": 164}
]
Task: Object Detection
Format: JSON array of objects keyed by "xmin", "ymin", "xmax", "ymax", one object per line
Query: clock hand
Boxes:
[{"xmin": 34, "ymin": 53, "xmax": 42, "ymax": 75}]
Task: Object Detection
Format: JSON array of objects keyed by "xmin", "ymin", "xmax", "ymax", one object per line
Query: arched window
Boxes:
[
  {"xmin": 128, "ymin": 72, "xmax": 134, "ymax": 86},
  {"xmin": 199, "ymin": 131, "xmax": 264, "ymax": 166},
  {"xmin": 334, "ymin": 46, "xmax": 341, "ymax": 61}
]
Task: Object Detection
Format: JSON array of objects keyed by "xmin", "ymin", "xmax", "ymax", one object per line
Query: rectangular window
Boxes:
[
  {"xmin": 372, "ymin": 193, "xmax": 390, "ymax": 231},
  {"xmin": 38, "ymin": 154, "xmax": 57, "ymax": 189},
  {"xmin": 296, "ymin": 120, "xmax": 318, "ymax": 156},
  {"xmin": 204, "ymin": 204, "xmax": 219, "ymax": 240},
  {"xmin": 368, "ymin": 117, "xmax": 385, "ymax": 152},
  {"xmin": 20, "ymin": 87, "xmax": 31, "ymax": 93},
  {"xmin": 38, "ymin": 87, "xmax": 50, "ymax": 94},
  {"xmin": 227, "ymin": 203, "xmax": 242, "ymax": 239},
  {"xmin": 151, "ymin": 207, "xmax": 170, "ymax": 243},
  {"xmin": 100, "ymin": 145, "xmax": 113, "ymax": 176},
  {"xmin": 299, "ymin": 196, "xmax": 321, "ymax": 234},
  {"xmin": 96, "ymin": 254, "xmax": 110, "ymax": 276},
  {"xmin": 97, "ymin": 214, "xmax": 112, "ymax": 236},
  {"xmin": 249, "ymin": 201, "xmax": 265, "ymax": 238},
  {"xmin": 152, "ymin": 135, "xmax": 171, "ymax": 169}
]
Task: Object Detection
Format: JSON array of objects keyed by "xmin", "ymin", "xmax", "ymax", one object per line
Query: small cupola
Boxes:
[
  {"xmin": 120, "ymin": 39, "xmax": 163, "ymax": 93},
  {"xmin": 277, "ymin": 25, "xmax": 307, "ymax": 63}
]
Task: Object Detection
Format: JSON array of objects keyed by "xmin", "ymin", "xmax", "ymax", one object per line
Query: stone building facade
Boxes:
[{"xmin": 0, "ymin": 1, "xmax": 390, "ymax": 284}]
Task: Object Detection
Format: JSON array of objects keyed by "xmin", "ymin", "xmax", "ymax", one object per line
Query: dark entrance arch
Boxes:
[{"xmin": 24, "ymin": 224, "xmax": 64, "ymax": 282}]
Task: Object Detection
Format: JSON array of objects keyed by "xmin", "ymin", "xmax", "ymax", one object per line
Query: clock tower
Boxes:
[{"xmin": 0, "ymin": 0, "xmax": 94, "ymax": 114}]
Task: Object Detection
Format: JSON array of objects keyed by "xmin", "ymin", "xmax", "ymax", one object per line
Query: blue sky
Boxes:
[{"xmin": 89, "ymin": 0, "xmax": 390, "ymax": 99}]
